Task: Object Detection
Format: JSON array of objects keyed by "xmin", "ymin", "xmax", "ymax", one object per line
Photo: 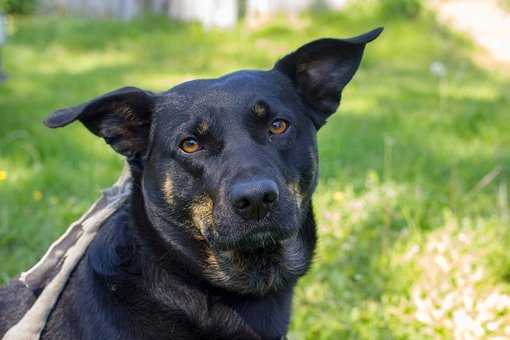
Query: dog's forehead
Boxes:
[{"xmin": 157, "ymin": 70, "xmax": 293, "ymax": 120}]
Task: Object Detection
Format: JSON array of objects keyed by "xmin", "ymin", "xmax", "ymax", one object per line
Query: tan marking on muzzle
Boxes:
[
  {"xmin": 288, "ymin": 180, "xmax": 304, "ymax": 207},
  {"xmin": 163, "ymin": 174, "xmax": 174, "ymax": 205},
  {"xmin": 191, "ymin": 194, "xmax": 214, "ymax": 233},
  {"xmin": 204, "ymin": 249, "xmax": 233, "ymax": 283}
]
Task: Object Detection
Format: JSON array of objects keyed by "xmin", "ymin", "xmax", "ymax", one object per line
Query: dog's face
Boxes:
[
  {"xmin": 45, "ymin": 28, "xmax": 382, "ymax": 295},
  {"xmin": 144, "ymin": 71, "xmax": 317, "ymax": 250}
]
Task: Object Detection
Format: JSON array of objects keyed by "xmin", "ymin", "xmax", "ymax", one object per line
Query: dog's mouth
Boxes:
[
  {"xmin": 234, "ymin": 229, "xmax": 289, "ymax": 251},
  {"xmin": 204, "ymin": 194, "xmax": 302, "ymax": 251},
  {"xmin": 208, "ymin": 223, "xmax": 297, "ymax": 252}
]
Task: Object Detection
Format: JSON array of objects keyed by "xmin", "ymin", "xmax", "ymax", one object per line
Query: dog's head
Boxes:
[{"xmin": 45, "ymin": 28, "xmax": 382, "ymax": 295}]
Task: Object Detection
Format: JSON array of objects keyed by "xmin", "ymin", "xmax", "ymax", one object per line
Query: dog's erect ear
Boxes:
[
  {"xmin": 274, "ymin": 27, "xmax": 383, "ymax": 128},
  {"xmin": 44, "ymin": 87, "xmax": 155, "ymax": 159}
]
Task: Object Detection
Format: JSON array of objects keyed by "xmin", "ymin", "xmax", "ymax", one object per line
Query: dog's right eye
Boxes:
[{"xmin": 179, "ymin": 137, "xmax": 201, "ymax": 153}]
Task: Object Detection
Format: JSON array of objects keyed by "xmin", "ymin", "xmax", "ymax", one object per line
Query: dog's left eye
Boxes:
[
  {"xmin": 269, "ymin": 119, "xmax": 289, "ymax": 135},
  {"xmin": 179, "ymin": 137, "xmax": 201, "ymax": 153}
]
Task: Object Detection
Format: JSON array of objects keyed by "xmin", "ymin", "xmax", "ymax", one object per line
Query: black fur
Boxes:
[{"xmin": 0, "ymin": 28, "xmax": 382, "ymax": 339}]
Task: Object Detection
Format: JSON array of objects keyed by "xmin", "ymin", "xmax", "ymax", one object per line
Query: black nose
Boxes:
[{"xmin": 229, "ymin": 180, "xmax": 279, "ymax": 220}]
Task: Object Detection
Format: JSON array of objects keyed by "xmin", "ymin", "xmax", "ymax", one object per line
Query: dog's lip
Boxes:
[
  {"xmin": 212, "ymin": 226, "xmax": 296, "ymax": 251},
  {"xmin": 230, "ymin": 231, "xmax": 280, "ymax": 251}
]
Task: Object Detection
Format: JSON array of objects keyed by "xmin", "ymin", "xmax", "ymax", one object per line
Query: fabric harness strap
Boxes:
[{"xmin": 2, "ymin": 165, "xmax": 132, "ymax": 340}]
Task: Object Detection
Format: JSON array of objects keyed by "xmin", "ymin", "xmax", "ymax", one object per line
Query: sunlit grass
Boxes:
[{"xmin": 0, "ymin": 4, "xmax": 509, "ymax": 339}]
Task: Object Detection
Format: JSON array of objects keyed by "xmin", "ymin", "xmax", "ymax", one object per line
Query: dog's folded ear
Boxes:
[
  {"xmin": 273, "ymin": 27, "xmax": 383, "ymax": 128},
  {"xmin": 44, "ymin": 87, "xmax": 155, "ymax": 159}
]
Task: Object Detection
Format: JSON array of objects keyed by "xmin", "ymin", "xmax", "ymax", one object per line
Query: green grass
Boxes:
[
  {"xmin": 501, "ymin": 0, "xmax": 510, "ymax": 11},
  {"xmin": 1, "ymin": 5, "xmax": 510, "ymax": 339}
]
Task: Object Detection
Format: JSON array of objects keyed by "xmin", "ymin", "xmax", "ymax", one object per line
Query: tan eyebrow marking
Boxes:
[
  {"xmin": 253, "ymin": 102, "xmax": 267, "ymax": 118},
  {"xmin": 196, "ymin": 120, "xmax": 209, "ymax": 135}
]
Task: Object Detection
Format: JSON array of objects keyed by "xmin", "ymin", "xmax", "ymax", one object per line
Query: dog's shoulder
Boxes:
[
  {"xmin": 0, "ymin": 278, "xmax": 37, "ymax": 337},
  {"xmin": 0, "ymin": 207, "xmax": 131, "ymax": 339},
  {"xmin": 42, "ymin": 204, "xmax": 136, "ymax": 339}
]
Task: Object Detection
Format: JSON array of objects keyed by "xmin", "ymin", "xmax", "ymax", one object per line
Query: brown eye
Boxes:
[
  {"xmin": 269, "ymin": 119, "xmax": 289, "ymax": 135},
  {"xmin": 179, "ymin": 137, "xmax": 201, "ymax": 153}
]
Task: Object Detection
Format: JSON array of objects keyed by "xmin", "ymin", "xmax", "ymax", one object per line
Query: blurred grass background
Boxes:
[{"xmin": 1, "ymin": 0, "xmax": 510, "ymax": 338}]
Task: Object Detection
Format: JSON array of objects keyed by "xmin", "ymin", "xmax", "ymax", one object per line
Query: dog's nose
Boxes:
[{"xmin": 229, "ymin": 179, "xmax": 279, "ymax": 220}]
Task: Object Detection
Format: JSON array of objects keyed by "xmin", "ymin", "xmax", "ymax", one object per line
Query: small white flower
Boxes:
[{"xmin": 430, "ymin": 61, "xmax": 447, "ymax": 77}]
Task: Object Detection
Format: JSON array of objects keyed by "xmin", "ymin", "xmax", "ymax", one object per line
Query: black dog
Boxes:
[{"xmin": 0, "ymin": 28, "xmax": 382, "ymax": 339}]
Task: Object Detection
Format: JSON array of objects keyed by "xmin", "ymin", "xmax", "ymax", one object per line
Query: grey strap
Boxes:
[{"xmin": 2, "ymin": 165, "xmax": 132, "ymax": 340}]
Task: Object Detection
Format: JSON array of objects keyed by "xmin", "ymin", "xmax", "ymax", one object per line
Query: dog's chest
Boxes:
[{"xmin": 223, "ymin": 290, "xmax": 292, "ymax": 339}]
